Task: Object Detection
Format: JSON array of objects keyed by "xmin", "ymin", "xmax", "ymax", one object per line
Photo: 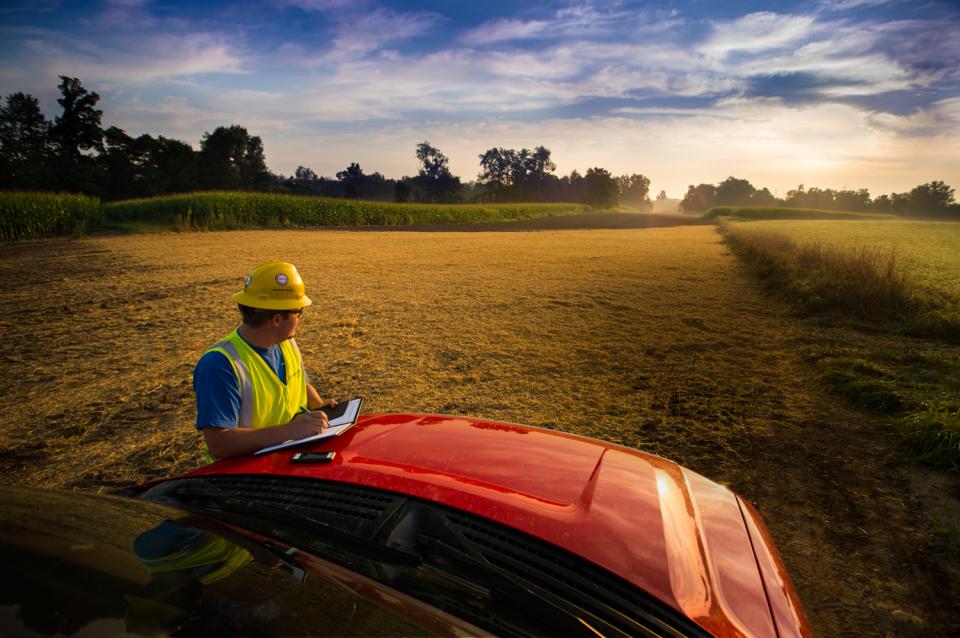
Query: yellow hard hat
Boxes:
[{"xmin": 232, "ymin": 261, "xmax": 312, "ymax": 310}]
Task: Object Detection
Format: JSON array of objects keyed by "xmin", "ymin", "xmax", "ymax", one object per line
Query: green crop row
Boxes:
[
  {"xmin": 104, "ymin": 191, "xmax": 589, "ymax": 229},
  {"xmin": 703, "ymin": 206, "xmax": 895, "ymax": 221},
  {"xmin": 0, "ymin": 191, "xmax": 102, "ymax": 240}
]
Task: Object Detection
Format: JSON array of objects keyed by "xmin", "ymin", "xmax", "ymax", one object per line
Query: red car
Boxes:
[{"xmin": 2, "ymin": 413, "xmax": 812, "ymax": 637}]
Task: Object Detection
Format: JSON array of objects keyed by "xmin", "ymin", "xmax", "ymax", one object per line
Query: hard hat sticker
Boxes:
[
  {"xmin": 276, "ymin": 273, "xmax": 289, "ymax": 286},
  {"xmin": 245, "ymin": 275, "xmax": 252, "ymax": 289}
]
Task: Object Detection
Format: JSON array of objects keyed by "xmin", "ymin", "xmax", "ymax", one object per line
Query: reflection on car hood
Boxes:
[{"xmin": 183, "ymin": 413, "xmax": 809, "ymax": 637}]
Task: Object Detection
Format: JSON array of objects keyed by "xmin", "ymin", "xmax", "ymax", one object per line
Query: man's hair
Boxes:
[{"xmin": 239, "ymin": 304, "xmax": 286, "ymax": 327}]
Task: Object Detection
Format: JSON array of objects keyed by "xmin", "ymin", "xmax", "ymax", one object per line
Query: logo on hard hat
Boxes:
[
  {"xmin": 276, "ymin": 273, "xmax": 289, "ymax": 286},
  {"xmin": 245, "ymin": 275, "xmax": 252, "ymax": 289}
]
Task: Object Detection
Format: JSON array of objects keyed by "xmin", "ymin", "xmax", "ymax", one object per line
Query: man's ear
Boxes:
[{"xmin": 271, "ymin": 312, "xmax": 283, "ymax": 327}]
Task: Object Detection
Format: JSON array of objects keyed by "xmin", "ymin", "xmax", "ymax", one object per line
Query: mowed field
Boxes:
[{"xmin": 1, "ymin": 225, "xmax": 958, "ymax": 636}]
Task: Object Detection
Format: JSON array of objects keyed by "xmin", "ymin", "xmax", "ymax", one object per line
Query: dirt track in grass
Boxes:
[{"xmin": 0, "ymin": 223, "xmax": 957, "ymax": 636}]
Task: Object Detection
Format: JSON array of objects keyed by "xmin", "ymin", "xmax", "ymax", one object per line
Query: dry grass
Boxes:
[
  {"xmin": 2, "ymin": 227, "xmax": 959, "ymax": 636},
  {"xmin": 720, "ymin": 220, "xmax": 916, "ymax": 319},
  {"xmin": 0, "ymin": 226, "xmax": 819, "ymax": 492}
]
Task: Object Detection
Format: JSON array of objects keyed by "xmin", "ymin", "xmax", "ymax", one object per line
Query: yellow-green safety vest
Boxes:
[{"xmin": 203, "ymin": 328, "xmax": 308, "ymax": 462}]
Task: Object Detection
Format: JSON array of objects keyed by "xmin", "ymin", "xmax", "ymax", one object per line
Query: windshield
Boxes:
[
  {"xmin": 0, "ymin": 485, "xmax": 447, "ymax": 638},
  {"xmin": 135, "ymin": 475, "xmax": 710, "ymax": 638}
]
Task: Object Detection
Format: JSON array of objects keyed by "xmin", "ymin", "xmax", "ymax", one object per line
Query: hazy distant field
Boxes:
[
  {"xmin": 1, "ymin": 225, "xmax": 957, "ymax": 636},
  {"xmin": 745, "ymin": 219, "xmax": 960, "ymax": 298}
]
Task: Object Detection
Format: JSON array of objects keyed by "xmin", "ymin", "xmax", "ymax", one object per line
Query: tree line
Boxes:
[
  {"xmin": 680, "ymin": 176, "xmax": 958, "ymax": 218},
  {"xmin": 0, "ymin": 77, "xmax": 648, "ymax": 209},
  {"xmin": 2, "ymin": 76, "xmax": 955, "ymax": 216}
]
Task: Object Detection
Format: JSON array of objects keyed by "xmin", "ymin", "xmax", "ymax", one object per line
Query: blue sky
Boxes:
[{"xmin": 1, "ymin": 0, "xmax": 958, "ymax": 197}]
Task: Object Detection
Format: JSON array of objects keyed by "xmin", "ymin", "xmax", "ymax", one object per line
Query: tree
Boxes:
[
  {"xmin": 241, "ymin": 135, "xmax": 272, "ymax": 190},
  {"xmin": 907, "ymin": 181, "xmax": 955, "ymax": 216},
  {"xmin": 198, "ymin": 125, "xmax": 270, "ymax": 190},
  {"xmin": 616, "ymin": 174, "xmax": 652, "ymax": 211},
  {"xmin": 656, "ymin": 190, "xmax": 668, "ymax": 202},
  {"xmin": 477, "ymin": 145, "xmax": 556, "ymax": 202},
  {"xmin": 714, "ymin": 176, "xmax": 756, "ymax": 206},
  {"xmin": 583, "ymin": 167, "xmax": 619, "ymax": 208},
  {"xmin": 53, "ymin": 76, "xmax": 103, "ymax": 160},
  {"xmin": 412, "ymin": 141, "xmax": 461, "ymax": 202},
  {"xmin": 336, "ymin": 162, "xmax": 366, "ymax": 198},
  {"xmin": 52, "ymin": 76, "xmax": 105, "ymax": 193},
  {"xmin": 0, "ymin": 92, "xmax": 53, "ymax": 189},
  {"xmin": 294, "ymin": 166, "xmax": 318, "ymax": 183},
  {"xmin": 99, "ymin": 126, "xmax": 142, "ymax": 199},
  {"xmin": 150, "ymin": 136, "xmax": 198, "ymax": 195},
  {"xmin": 416, "ymin": 141, "xmax": 451, "ymax": 181},
  {"xmin": 679, "ymin": 184, "xmax": 717, "ymax": 214}
]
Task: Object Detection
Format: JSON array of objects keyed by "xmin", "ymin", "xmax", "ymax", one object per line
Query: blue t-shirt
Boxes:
[{"xmin": 194, "ymin": 337, "xmax": 287, "ymax": 430}]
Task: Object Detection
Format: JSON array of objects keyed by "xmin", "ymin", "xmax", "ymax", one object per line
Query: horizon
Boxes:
[{"xmin": 1, "ymin": 0, "xmax": 958, "ymax": 199}]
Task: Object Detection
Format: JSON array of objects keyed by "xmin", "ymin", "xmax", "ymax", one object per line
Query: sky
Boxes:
[{"xmin": 1, "ymin": 0, "xmax": 958, "ymax": 198}]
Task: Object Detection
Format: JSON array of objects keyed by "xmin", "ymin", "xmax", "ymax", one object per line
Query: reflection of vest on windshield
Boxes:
[
  {"xmin": 204, "ymin": 329, "xmax": 309, "ymax": 463},
  {"xmin": 133, "ymin": 521, "xmax": 253, "ymax": 585}
]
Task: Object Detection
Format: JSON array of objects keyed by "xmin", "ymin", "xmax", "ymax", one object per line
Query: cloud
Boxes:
[
  {"xmin": 14, "ymin": 31, "xmax": 249, "ymax": 86},
  {"xmin": 328, "ymin": 8, "xmax": 441, "ymax": 57},
  {"xmin": 817, "ymin": 0, "xmax": 895, "ymax": 12},
  {"xmin": 274, "ymin": 0, "xmax": 357, "ymax": 11},
  {"xmin": 700, "ymin": 12, "xmax": 818, "ymax": 57},
  {"xmin": 461, "ymin": 18, "xmax": 551, "ymax": 45},
  {"xmin": 461, "ymin": 4, "xmax": 650, "ymax": 45}
]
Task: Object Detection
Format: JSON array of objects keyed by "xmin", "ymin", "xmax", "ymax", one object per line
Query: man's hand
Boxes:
[{"xmin": 286, "ymin": 409, "xmax": 329, "ymax": 439}]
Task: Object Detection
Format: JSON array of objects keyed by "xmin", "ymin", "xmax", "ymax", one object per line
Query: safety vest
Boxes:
[{"xmin": 203, "ymin": 328, "xmax": 308, "ymax": 462}]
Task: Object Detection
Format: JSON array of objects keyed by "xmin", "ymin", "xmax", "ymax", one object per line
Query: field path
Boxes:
[{"xmin": 0, "ymin": 226, "xmax": 956, "ymax": 636}]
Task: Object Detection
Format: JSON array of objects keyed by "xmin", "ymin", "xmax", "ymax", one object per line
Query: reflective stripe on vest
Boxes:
[{"xmin": 209, "ymin": 339, "xmax": 254, "ymax": 427}]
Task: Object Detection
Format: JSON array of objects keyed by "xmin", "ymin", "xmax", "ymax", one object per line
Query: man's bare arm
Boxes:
[
  {"xmin": 203, "ymin": 411, "xmax": 330, "ymax": 459},
  {"xmin": 306, "ymin": 383, "xmax": 336, "ymax": 410}
]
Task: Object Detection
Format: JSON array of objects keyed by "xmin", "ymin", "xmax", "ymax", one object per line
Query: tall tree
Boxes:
[
  {"xmin": 583, "ymin": 167, "xmax": 619, "ymax": 208},
  {"xmin": 52, "ymin": 76, "xmax": 105, "ymax": 193},
  {"xmin": 198, "ymin": 125, "xmax": 253, "ymax": 190},
  {"xmin": 241, "ymin": 135, "xmax": 272, "ymax": 190},
  {"xmin": 0, "ymin": 92, "xmax": 53, "ymax": 189},
  {"xmin": 477, "ymin": 145, "xmax": 556, "ymax": 202},
  {"xmin": 714, "ymin": 176, "xmax": 756, "ymax": 206},
  {"xmin": 680, "ymin": 184, "xmax": 717, "ymax": 214},
  {"xmin": 150, "ymin": 136, "xmax": 198, "ymax": 195},
  {"xmin": 336, "ymin": 162, "xmax": 366, "ymax": 198},
  {"xmin": 616, "ymin": 174, "xmax": 652, "ymax": 210},
  {"xmin": 413, "ymin": 141, "xmax": 461, "ymax": 202},
  {"xmin": 907, "ymin": 181, "xmax": 955, "ymax": 216}
]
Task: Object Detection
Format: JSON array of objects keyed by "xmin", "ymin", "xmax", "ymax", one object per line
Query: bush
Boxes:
[{"xmin": 0, "ymin": 191, "xmax": 102, "ymax": 240}]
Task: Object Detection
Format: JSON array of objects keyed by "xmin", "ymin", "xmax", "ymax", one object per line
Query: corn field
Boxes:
[
  {"xmin": 0, "ymin": 192, "xmax": 102, "ymax": 240},
  {"xmin": 105, "ymin": 191, "xmax": 589, "ymax": 229}
]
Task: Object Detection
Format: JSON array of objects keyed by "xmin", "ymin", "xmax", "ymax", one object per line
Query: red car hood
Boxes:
[{"xmin": 186, "ymin": 413, "xmax": 810, "ymax": 637}]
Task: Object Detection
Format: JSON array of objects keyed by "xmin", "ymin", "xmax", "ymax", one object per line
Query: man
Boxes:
[{"xmin": 194, "ymin": 261, "xmax": 334, "ymax": 461}]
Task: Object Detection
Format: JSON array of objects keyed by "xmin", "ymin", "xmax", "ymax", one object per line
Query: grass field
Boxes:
[
  {"xmin": 721, "ymin": 218, "xmax": 960, "ymax": 471},
  {"xmin": 0, "ymin": 226, "xmax": 958, "ymax": 636},
  {"xmin": 745, "ymin": 219, "xmax": 960, "ymax": 298}
]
